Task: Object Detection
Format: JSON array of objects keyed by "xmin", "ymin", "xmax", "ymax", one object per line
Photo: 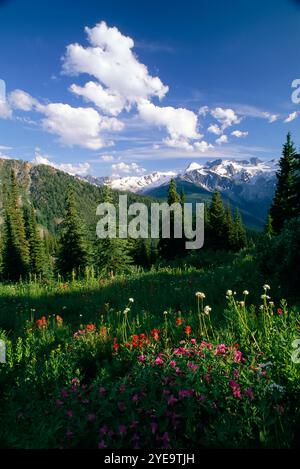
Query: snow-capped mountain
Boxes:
[{"xmin": 80, "ymin": 158, "xmax": 277, "ymax": 196}]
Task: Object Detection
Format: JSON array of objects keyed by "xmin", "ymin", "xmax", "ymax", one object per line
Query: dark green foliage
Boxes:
[
  {"xmin": 24, "ymin": 205, "xmax": 49, "ymax": 278},
  {"xmin": 159, "ymin": 179, "xmax": 185, "ymax": 260},
  {"xmin": 257, "ymin": 217, "xmax": 300, "ymax": 298},
  {"xmin": 56, "ymin": 189, "xmax": 90, "ymax": 278},
  {"xmin": 206, "ymin": 192, "xmax": 227, "ymax": 249},
  {"xmin": 270, "ymin": 133, "xmax": 298, "ymax": 233},
  {"xmin": 95, "ymin": 186, "xmax": 133, "ymax": 276},
  {"xmin": 2, "ymin": 170, "xmax": 30, "ymax": 280}
]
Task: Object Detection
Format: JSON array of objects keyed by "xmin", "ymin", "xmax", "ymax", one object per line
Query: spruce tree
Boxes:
[
  {"xmin": 56, "ymin": 188, "xmax": 90, "ymax": 277},
  {"xmin": 270, "ymin": 133, "xmax": 297, "ymax": 233},
  {"xmin": 159, "ymin": 179, "xmax": 185, "ymax": 259},
  {"xmin": 264, "ymin": 214, "xmax": 275, "ymax": 239},
  {"xmin": 96, "ymin": 186, "xmax": 132, "ymax": 276},
  {"xmin": 2, "ymin": 170, "xmax": 30, "ymax": 280},
  {"xmin": 232, "ymin": 209, "xmax": 247, "ymax": 251},
  {"xmin": 208, "ymin": 192, "xmax": 227, "ymax": 249},
  {"xmin": 24, "ymin": 205, "xmax": 48, "ymax": 277},
  {"xmin": 225, "ymin": 205, "xmax": 235, "ymax": 250}
]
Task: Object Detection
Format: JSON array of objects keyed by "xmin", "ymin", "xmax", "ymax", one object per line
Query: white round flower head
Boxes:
[
  {"xmin": 263, "ymin": 284, "xmax": 271, "ymax": 291},
  {"xmin": 124, "ymin": 308, "xmax": 130, "ymax": 314},
  {"xmin": 243, "ymin": 290, "xmax": 249, "ymax": 295},
  {"xmin": 239, "ymin": 301, "xmax": 245, "ymax": 307},
  {"xmin": 259, "ymin": 305, "xmax": 264, "ymax": 311},
  {"xmin": 163, "ymin": 311, "xmax": 168, "ymax": 316},
  {"xmin": 196, "ymin": 292, "xmax": 206, "ymax": 299},
  {"xmin": 226, "ymin": 290, "xmax": 233, "ymax": 297},
  {"xmin": 204, "ymin": 306, "xmax": 212, "ymax": 315},
  {"xmin": 129, "ymin": 298, "xmax": 134, "ymax": 303},
  {"xmin": 269, "ymin": 301, "xmax": 274, "ymax": 307},
  {"xmin": 261, "ymin": 294, "xmax": 267, "ymax": 299}
]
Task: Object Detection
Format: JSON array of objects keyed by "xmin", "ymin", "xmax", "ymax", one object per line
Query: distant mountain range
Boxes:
[
  {"xmin": 0, "ymin": 157, "xmax": 278, "ymax": 230},
  {"xmin": 79, "ymin": 158, "xmax": 278, "ymax": 229}
]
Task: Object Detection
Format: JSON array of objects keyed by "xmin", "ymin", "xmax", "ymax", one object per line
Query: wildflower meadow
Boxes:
[{"xmin": 0, "ymin": 273, "xmax": 299, "ymax": 449}]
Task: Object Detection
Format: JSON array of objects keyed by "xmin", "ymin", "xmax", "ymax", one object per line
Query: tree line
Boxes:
[{"xmin": 0, "ymin": 168, "xmax": 248, "ymax": 281}]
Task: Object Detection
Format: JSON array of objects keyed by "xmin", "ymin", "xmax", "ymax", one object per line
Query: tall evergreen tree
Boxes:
[
  {"xmin": 159, "ymin": 179, "xmax": 185, "ymax": 259},
  {"xmin": 232, "ymin": 209, "xmax": 247, "ymax": 251},
  {"xmin": 24, "ymin": 205, "xmax": 48, "ymax": 277},
  {"xmin": 264, "ymin": 214, "xmax": 275, "ymax": 239},
  {"xmin": 225, "ymin": 205, "xmax": 235, "ymax": 250},
  {"xmin": 2, "ymin": 170, "xmax": 30, "ymax": 280},
  {"xmin": 56, "ymin": 188, "xmax": 90, "ymax": 277},
  {"xmin": 96, "ymin": 186, "xmax": 132, "ymax": 276},
  {"xmin": 208, "ymin": 191, "xmax": 227, "ymax": 249},
  {"xmin": 270, "ymin": 133, "xmax": 297, "ymax": 233}
]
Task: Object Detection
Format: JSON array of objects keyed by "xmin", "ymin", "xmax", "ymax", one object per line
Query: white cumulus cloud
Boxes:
[
  {"xmin": 215, "ymin": 134, "xmax": 228, "ymax": 145},
  {"xmin": 37, "ymin": 102, "xmax": 124, "ymax": 150},
  {"xmin": 207, "ymin": 124, "xmax": 222, "ymax": 135},
  {"xmin": 111, "ymin": 161, "xmax": 146, "ymax": 176},
  {"xmin": 211, "ymin": 107, "xmax": 241, "ymax": 130},
  {"xmin": 231, "ymin": 130, "xmax": 248, "ymax": 138},
  {"xmin": 62, "ymin": 21, "xmax": 169, "ymax": 112},
  {"xmin": 70, "ymin": 81, "xmax": 126, "ymax": 116},
  {"xmin": 9, "ymin": 89, "xmax": 38, "ymax": 111},
  {"xmin": 33, "ymin": 149, "xmax": 91, "ymax": 175},
  {"xmin": 137, "ymin": 99, "xmax": 201, "ymax": 149}
]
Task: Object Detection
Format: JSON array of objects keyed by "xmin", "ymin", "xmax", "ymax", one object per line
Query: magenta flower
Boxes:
[
  {"xmin": 234, "ymin": 350, "xmax": 243, "ymax": 362},
  {"xmin": 191, "ymin": 338, "xmax": 197, "ymax": 345},
  {"xmin": 155, "ymin": 356, "xmax": 163, "ymax": 365},
  {"xmin": 138, "ymin": 355, "xmax": 146, "ymax": 363},
  {"xmin": 167, "ymin": 395, "xmax": 179, "ymax": 406},
  {"xmin": 215, "ymin": 343, "xmax": 226, "ymax": 355},
  {"xmin": 170, "ymin": 360, "xmax": 177, "ymax": 367},
  {"xmin": 66, "ymin": 410, "xmax": 73, "ymax": 419},
  {"xmin": 229, "ymin": 380, "xmax": 241, "ymax": 398}
]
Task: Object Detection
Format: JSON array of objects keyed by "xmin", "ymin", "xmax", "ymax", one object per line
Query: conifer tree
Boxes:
[
  {"xmin": 232, "ymin": 209, "xmax": 247, "ymax": 251},
  {"xmin": 264, "ymin": 214, "xmax": 275, "ymax": 239},
  {"xmin": 2, "ymin": 170, "xmax": 30, "ymax": 280},
  {"xmin": 159, "ymin": 179, "xmax": 185, "ymax": 259},
  {"xmin": 208, "ymin": 191, "xmax": 227, "ymax": 249},
  {"xmin": 24, "ymin": 205, "xmax": 48, "ymax": 277},
  {"xmin": 225, "ymin": 205, "xmax": 235, "ymax": 250},
  {"xmin": 96, "ymin": 186, "xmax": 132, "ymax": 276},
  {"xmin": 56, "ymin": 188, "xmax": 90, "ymax": 277},
  {"xmin": 270, "ymin": 133, "xmax": 297, "ymax": 233}
]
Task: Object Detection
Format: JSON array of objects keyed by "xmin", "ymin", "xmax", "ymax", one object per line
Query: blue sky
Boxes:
[{"xmin": 0, "ymin": 0, "xmax": 300, "ymax": 177}]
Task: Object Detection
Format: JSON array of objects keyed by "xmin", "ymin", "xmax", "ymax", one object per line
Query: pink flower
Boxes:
[
  {"xmin": 71, "ymin": 378, "xmax": 79, "ymax": 386},
  {"xmin": 234, "ymin": 350, "xmax": 243, "ymax": 363},
  {"xmin": 191, "ymin": 338, "xmax": 197, "ymax": 345},
  {"xmin": 66, "ymin": 410, "xmax": 73, "ymax": 419},
  {"xmin": 233, "ymin": 369, "xmax": 239, "ymax": 379},
  {"xmin": 138, "ymin": 355, "xmax": 146, "ymax": 363},
  {"xmin": 167, "ymin": 395, "xmax": 179, "ymax": 406},
  {"xmin": 179, "ymin": 389, "xmax": 193, "ymax": 398},
  {"xmin": 155, "ymin": 356, "xmax": 163, "ymax": 366},
  {"xmin": 215, "ymin": 344, "xmax": 226, "ymax": 355},
  {"xmin": 132, "ymin": 394, "xmax": 139, "ymax": 403},
  {"xmin": 188, "ymin": 363, "xmax": 199, "ymax": 372},
  {"xmin": 170, "ymin": 360, "xmax": 177, "ymax": 368},
  {"xmin": 229, "ymin": 380, "xmax": 241, "ymax": 398}
]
